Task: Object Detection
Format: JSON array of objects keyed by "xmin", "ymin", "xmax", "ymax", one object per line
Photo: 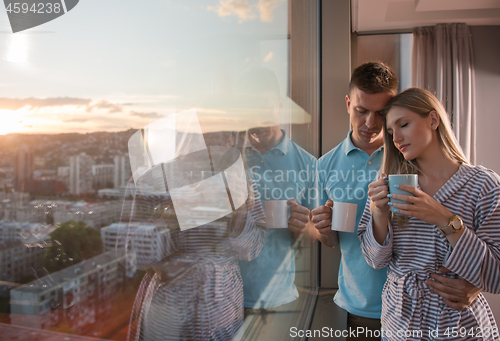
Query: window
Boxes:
[
  {"xmin": 1, "ymin": 1, "xmax": 321, "ymax": 340},
  {"xmin": 356, "ymin": 33, "xmax": 413, "ymax": 92}
]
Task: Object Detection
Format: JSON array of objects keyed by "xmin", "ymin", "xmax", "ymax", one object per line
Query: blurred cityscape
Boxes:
[
  {"xmin": 0, "ymin": 129, "xmax": 147, "ymax": 340},
  {"xmin": 0, "ymin": 129, "xmax": 244, "ymax": 339}
]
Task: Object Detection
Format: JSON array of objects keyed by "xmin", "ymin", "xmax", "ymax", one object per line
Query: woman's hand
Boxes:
[
  {"xmin": 388, "ymin": 184, "xmax": 452, "ymax": 228},
  {"xmin": 368, "ymin": 174, "xmax": 391, "ymax": 245},
  {"xmin": 368, "ymin": 174, "xmax": 391, "ymax": 215}
]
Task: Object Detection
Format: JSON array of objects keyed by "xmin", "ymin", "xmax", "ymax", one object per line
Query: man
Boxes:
[
  {"xmin": 311, "ymin": 62, "xmax": 480, "ymax": 340},
  {"xmin": 237, "ymin": 67, "xmax": 317, "ymax": 311}
]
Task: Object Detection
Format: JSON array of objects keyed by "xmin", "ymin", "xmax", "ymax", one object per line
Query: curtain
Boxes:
[{"xmin": 412, "ymin": 23, "xmax": 476, "ymax": 164}]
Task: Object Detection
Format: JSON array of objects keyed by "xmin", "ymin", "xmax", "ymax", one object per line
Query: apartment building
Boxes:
[
  {"xmin": 100, "ymin": 221, "xmax": 174, "ymax": 268},
  {"xmin": 69, "ymin": 153, "xmax": 94, "ymax": 195},
  {"xmin": 10, "ymin": 250, "xmax": 135, "ymax": 320},
  {"xmin": 0, "ymin": 241, "xmax": 45, "ymax": 296},
  {"xmin": 113, "ymin": 154, "xmax": 131, "ymax": 189},
  {"xmin": 92, "ymin": 164, "xmax": 114, "ymax": 190},
  {"xmin": 0, "ymin": 221, "xmax": 45, "ymax": 245}
]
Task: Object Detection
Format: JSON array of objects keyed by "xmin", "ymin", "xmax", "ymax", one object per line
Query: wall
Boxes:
[
  {"xmin": 320, "ymin": 0, "xmax": 352, "ymax": 288},
  {"xmin": 471, "ymin": 25, "xmax": 500, "ymax": 325}
]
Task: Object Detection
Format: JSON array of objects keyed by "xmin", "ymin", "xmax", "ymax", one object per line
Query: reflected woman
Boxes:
[
  {"xmin": 123, "ymin": 128, "xmax": 266, "ymax": 341},
  {"xmin": 358, "ymin": 88, "xmax": 500, "ymax": 340}
]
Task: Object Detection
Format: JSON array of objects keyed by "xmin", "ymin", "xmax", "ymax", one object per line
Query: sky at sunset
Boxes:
[{"xmin": 0, "ymin": 0, "xmax": 294, "ymax": 135}]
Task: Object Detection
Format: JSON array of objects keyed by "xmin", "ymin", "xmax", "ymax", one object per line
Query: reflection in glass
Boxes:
[
  {"xmin": 237, "ymin": 67, "xmax": 318, "ymax": 311},
  {"xmin": 0, "ymin": 1, "xmax": 320, "ymax": 339},
  {"xmin": 122, "ymin": 118, "xmax": 266, "ymax": 340}
]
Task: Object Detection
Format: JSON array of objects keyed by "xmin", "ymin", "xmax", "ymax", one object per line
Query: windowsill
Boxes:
[
  {"xmin": 308, "ymin": 289, "xmax": 347, "ymax": 341},
  {"xmin": 242, "ymin": 286, "xmax": 318, "ymax": 341},
  {"xmin": 241, "ymin": 288, "xmax": 348, "ymax": 341}
]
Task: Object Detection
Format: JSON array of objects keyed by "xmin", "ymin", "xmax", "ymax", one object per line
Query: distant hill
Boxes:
[
  {"xmin": 0, "ymin": 129, "xmax": 247, "ymax": 170},
  {"xmin": 0, "ymin": 129, "xmax": 138, "ymax": 169}
]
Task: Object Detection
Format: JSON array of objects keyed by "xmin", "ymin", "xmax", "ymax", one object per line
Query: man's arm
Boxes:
[{"xmin": 426, "ymin": 267, "xmax": 481, "ymax": 309}]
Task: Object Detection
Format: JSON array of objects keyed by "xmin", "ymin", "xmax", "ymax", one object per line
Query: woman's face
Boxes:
[{"xmin": 386, "ymin": 106, "xmax": 437, "ymax": 161}]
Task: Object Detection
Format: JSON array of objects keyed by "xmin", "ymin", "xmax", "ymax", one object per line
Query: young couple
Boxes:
[{"xmin": 312, "ymin": 62, "xmax": 500, "ymax": 340}]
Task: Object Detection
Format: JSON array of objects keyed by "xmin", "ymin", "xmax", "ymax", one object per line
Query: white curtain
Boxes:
[{"xmin": 412, "ymin": 23, "xmax": 476, "ymax": 164}]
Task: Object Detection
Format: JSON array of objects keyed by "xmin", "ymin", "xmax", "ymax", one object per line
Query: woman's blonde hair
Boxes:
[
  {"xmin": 381, "ymin": 88, "xmax": 469, "ymax": 228},
  {"xmin": 382, "ymin": 87, "xmax": 469, "ymax": 176}
]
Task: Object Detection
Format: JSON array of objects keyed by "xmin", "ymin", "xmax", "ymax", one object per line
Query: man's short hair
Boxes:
[
  {"xmin": 236, "ymin": 66, "xmax": 280, "ymax": 99},
  {"xmin": 349, "ymin": 62, "xmax": 398, "ymax": 95}
]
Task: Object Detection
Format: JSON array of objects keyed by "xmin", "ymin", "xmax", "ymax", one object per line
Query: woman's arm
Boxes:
[
  {"xmin": 390, "ymin": 179, "xmax": 500, "ymax": 294},
  {"xmin": 358, "ymin": 175, "xmax": 394, "ymax": 270},
  {"xmin": 444, "ymin": 185, "xmax": 500, "ymax": 294},
  {"xmin": 229, "ymin": 179, "xmax": 267, "ymax": 261}
]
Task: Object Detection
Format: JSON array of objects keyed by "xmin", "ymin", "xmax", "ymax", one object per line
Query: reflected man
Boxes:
[{"xmin": 238, "ymin": 67, "xmax": 318, "ymax": 311}]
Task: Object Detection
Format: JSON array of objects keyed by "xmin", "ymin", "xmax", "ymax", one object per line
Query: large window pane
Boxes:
[{"xmin": 0, "ymin": 1, "xmax": 320, "ymax": 339}]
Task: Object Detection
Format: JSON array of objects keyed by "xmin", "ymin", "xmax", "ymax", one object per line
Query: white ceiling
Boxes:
[{"xmin": 352, "ymin": 0, "xmax": 500, "ymax": 33}]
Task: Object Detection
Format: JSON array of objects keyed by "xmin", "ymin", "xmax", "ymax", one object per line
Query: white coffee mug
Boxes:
[
  {"xmin": 265, "ymin": 200, "xmax": 290, "ymax": 229},
  {"xmin": 330, "ymin": 202, "xmax": 357, "ymax": 233}
]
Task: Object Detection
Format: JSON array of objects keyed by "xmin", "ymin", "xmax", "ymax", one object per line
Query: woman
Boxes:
[
  {"xmin": 358, "ymin": 88, "xmax": 500, "ymax": 340},
  {"xmin": 123, "ymin": 129, "xmax": 267, "ymax": 341}
]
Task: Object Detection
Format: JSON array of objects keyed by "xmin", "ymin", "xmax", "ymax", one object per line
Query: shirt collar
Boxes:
[
  {"xmin": 274, "ymin": 129, "xmax": 290, "ymax": 155},
  {"xmin": 343, "ymin": 130, "xmax": 384, "ymax": 155},
  {"xmin": 344, "ymin": 130, "xmax": 359, "ymax": 155}
]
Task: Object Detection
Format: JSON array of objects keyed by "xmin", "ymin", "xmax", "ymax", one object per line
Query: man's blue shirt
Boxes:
[
  {"xmin": 318, "ymin": 130, "xmax": 386, "ymax": 319},
  {"xmin": 240, "ymin": 130, "xmax": 317, "ymax": 308}
]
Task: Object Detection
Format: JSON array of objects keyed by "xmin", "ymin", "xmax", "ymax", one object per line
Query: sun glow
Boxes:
[
  {"xmin": 0, "ymin": 109, "xmax": 30, "ymax": 135},
  {"xmin": 5, "ymin": 34, "xmax": 29, "ymax": 64}
]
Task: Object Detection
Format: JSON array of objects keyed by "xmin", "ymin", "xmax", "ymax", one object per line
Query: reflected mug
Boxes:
[
  {"xmin": 265, "ymin": 200, "xmax": 290, "ymax": 229},
  {"xmin": 388, "ymin": 174, "xmax": 418, "ymax": 216},
  {"xmin": 330, "ymin": 202, "xmax": 357, "ymax": 233}
]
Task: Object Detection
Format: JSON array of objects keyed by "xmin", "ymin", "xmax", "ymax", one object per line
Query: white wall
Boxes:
[{"xmin": 471, "ymin": 25, "xmax": 500, "ymax": 325}]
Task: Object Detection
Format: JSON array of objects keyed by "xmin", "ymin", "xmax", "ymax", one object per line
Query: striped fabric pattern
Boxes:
[
  {"xmin": 358, "ymin": 164, "xmax": 500, "ymax": 341},
  {"xmin": 124, "ymin": 168, "xmax": 266, "ymax": 341}
]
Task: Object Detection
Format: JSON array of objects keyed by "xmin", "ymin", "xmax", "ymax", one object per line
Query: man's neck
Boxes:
[
  {"xmin": 351, "ymin": 135, "xmax": 383, "ymax": 156},
  {"xmin": 361, "ymin": 143, "xmax": 382, "ymax": 156}
]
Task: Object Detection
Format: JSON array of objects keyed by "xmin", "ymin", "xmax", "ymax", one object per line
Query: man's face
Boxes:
[
  {"xmin": 247, "ymin": 94, "xmax": 283, "ymax": 150},
  {"xmin": 346, "ymin": 87, "xmax": 393, "ymax": 152},
  {"xmin": 247, "ymin": 126, "xmax": 280, "ymax": 149}
]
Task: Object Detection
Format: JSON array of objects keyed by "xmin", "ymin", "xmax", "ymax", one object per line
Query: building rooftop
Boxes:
[
  {"xmin": 103, "ymin": 222, "xmax": 165, "ymax": 232},
  {"xmin": 12, "ymin": 250, "xmax": 126, "ymax": 294}
]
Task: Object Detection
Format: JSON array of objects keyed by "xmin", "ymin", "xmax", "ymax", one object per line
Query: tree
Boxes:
[{"xmin": 39, "ymin": 220, "xmax": 103, "ymax": 273}]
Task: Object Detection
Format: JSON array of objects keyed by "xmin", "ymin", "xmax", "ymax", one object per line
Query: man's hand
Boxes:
[
  {"xmin": 311, "ymin": 200, "xmax": 338, "ymax": 247},
  {"xmin": 311, "ymin": 200, "xmax": 333, "ymax": 234},
  {"xmin": 426, "ymin": 267, "xmax": 481, "ymax": 310},
  {"xmin": 288, "ymin": 199, "xmax": 317, "ymax": 243},
  {"xmin": 288, "ymin": 199, "xmax": 310, "ymax": 234}
]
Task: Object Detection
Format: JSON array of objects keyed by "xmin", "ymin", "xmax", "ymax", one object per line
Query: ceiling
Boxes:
[{"xmin": 352, "ymin": 0, "xmax": 500, "ymax": 33}]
